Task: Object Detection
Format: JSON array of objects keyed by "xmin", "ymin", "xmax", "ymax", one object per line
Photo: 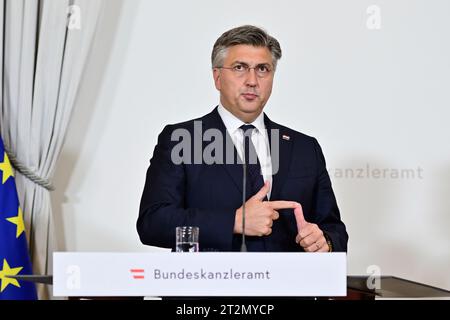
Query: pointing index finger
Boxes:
[{"xmin": 266, "ymin": 201, "xmax": 299, "ymax": 210}]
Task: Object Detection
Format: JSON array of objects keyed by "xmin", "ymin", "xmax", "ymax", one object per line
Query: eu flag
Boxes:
[{"xmin": 0, "ymin": 136, "xmax": 37, "ymax": 300}]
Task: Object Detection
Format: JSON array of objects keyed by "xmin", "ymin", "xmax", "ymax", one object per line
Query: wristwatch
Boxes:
[{"xmin": 324, "ymin": 233, "xmax": 333, "ymax": 252}]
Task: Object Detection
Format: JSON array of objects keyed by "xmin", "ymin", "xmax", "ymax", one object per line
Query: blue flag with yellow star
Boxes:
[{"xmin": 0, "ymin": 135, "xmax": 37, "ymax": 300}]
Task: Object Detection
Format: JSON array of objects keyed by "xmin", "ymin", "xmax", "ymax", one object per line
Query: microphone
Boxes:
[
  {"xmin": 240, "ymin": 124, "xmax": 261, "ymax": 252},
  {"xmin": 240, "ymin": 127, "xmax": 253, "ymax": 252},
  {"xmin": 241, "ymin": 154, "xmax": 247, "ymax": 252}
]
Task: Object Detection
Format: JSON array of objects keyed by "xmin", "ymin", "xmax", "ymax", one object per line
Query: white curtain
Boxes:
[{"xmin": 0, "ymin": 0, "xmax": 104, "ymax": 298}]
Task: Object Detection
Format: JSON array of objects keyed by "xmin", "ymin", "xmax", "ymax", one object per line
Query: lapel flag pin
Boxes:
[{"xmin": 282, "ymin": 135, "xmax": 291, "ymax": 141}]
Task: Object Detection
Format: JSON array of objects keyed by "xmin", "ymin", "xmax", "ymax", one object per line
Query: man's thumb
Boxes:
[
  {"xmin": 294, "ymin": 204, "xmax": 308, "ymax": 231},
  {"xmin": 252, "ymin": 181, "xmax": 270, "ymax": 201}
]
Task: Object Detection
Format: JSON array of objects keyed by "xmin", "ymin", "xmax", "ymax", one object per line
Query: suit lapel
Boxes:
[
  {"xmin": 201, "ymin": 108, "xmax": 293, "ymax": 199},
  {"xmin": 264, "ymin": 115, "xmax": 293, "ymax": 200},
  {"xmin": 202, "ymin": 107, "xmax": 244, "ymax": 194}
]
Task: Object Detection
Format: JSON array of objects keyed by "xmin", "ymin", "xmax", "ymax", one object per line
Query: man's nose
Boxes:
[{"xmin": 244, "ymin": 68, "xmax": 258, "ymax": 87}]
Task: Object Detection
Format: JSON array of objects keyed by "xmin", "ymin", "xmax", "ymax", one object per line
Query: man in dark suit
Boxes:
[{"xmin": 138, "ymin": 25, "xmax": 348, "ymax": 253}]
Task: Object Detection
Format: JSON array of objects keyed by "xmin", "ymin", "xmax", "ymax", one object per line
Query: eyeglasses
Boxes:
[{"xmin": 218, "ymin": 63, "xmax": 273, "ymax": 78}]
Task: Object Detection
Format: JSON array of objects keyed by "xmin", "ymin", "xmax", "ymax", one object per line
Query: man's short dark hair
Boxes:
[{"xmin": 211, "ymin": 25, "xmax": 282, "ymax": 70}]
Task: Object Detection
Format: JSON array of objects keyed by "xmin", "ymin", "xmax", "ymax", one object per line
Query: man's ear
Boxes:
[{"xmin": 213, "ymin": 68, "xmax": 221, "ymax": 90}]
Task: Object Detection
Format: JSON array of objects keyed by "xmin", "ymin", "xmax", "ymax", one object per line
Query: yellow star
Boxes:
[
  {"xmin": 6, "ymin": 207, "xmax": 25, "ymax": 238},
  {"xmin": 0, "ymin": 152, "xmax": 14, "ymax": 184},
  {"xmin": 0, "ymin": 259, "xmax": 23, "ymax": 292}
]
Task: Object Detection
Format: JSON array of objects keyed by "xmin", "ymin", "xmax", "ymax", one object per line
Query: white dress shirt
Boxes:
[{"xmin": 217, "ymin": 104, "xmax": 273, "ymax": 199}]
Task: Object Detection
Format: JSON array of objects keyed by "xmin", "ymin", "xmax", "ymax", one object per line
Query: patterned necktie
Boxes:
[{"xmin": 240, "ymin": 125, "xmax": 266, "ymax": 200}]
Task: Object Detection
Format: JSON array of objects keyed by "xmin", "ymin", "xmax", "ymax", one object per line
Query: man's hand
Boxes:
[
  {"xmin": 234, "ymin": 182, "xmax": 299, "ymax": 236},
  {"xmin": 294, "ymin": 204, "xmax": 329, "ymax": 252}
]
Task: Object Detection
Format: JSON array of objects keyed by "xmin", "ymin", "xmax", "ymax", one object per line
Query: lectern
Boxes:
[
  {"xmin": 11, "ymin": 275, "xmax": 450, "ymax": 300},
  {"xmin": 9, "ymin": 252, "xmax": 450, "ymax": 300}
]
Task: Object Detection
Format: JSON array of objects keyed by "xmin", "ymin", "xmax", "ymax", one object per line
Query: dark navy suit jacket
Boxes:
[{"xmin": 137, "ymin": 108, "xmax": 348, "ymax": 252}]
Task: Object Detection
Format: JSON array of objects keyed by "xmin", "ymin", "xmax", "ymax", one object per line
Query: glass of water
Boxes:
[{"xmin": 176, "ymin": 226, "xmax": 199, "ymax": 252}]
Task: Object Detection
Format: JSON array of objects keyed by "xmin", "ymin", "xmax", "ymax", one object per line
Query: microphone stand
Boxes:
[{"xmin": 241, "ymin": 142, "xmax": 248, "ymax": 252}]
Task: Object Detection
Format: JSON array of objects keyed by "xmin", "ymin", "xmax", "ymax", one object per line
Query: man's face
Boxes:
[{"xmin": 213, "ymin": 45, "xmax": 275, "ymax": 123}]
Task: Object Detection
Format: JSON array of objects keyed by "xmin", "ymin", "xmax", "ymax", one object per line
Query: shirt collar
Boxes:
[{"xmin": 217, "ymin": 103, "xmax": 266, "ymax": 135}]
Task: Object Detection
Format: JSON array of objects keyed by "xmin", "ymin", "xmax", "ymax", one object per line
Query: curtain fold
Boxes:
[{"xmin": 0, "ymin": 0, "xmax": 104, "ymax": 298}]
